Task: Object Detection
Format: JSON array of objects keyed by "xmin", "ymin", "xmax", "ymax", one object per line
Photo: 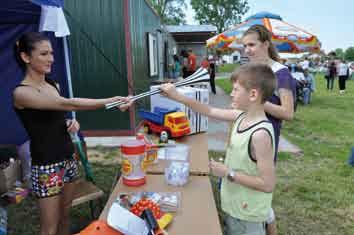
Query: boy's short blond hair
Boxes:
[{"xmin": 230, "ymin": 63, "xmax": 277, "ymax": 103}]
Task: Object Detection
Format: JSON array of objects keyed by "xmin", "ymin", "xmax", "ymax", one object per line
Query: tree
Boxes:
[
  {"xmin": 190, "ymin": 0, "xmax": 249, "ymax": 33},
  {"xmin": 345, "ymin": 47, "xmax": 354, "ymax": 61},
  {"xmin": 147, "ymin": 0, "xmax": 187, "ymax": 25},
  {"xmin": 335, "ymin": 48, "xmax": 344, "ymax": 60}
]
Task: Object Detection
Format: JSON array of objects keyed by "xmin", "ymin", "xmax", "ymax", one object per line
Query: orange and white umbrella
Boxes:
[{"xmin": 207, "ymin": 12, "xmax": 321, "ymax": 54}]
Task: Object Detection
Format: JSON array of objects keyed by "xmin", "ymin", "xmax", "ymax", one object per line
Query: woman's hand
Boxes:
[
  {"xmin": 106, "ymin": 96, "xmax": 134, "ymax": 111},
  {"xmin": 209, "ymin": 159, "xmax": 228, "ymax": 177},
  {"xmin": 118, "ymin": 96, "xmax": 134, "ymax": 112},
  {"xmin": 66, "ymin": 119, "xmax": 80, "ymax": 134}
]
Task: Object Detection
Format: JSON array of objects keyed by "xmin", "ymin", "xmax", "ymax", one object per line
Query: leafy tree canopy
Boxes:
[
  {"xmin": 191, "ymin": 0, "xmax": 249, "ymax": 33},
  {"xmin": 345, "ymin": 47, "xmax": 354, "ymax": 61},
  {"xmin": 148, "ymin": 0, "xmax": 187, "ymax": 25},
  {"xmin": 335, "ymin": 48, "xmax": 345, "ymax": 59}
]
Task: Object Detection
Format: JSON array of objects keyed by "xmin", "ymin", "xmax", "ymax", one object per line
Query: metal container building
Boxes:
[{"xmin": 64, "ymin": 0, "xmax": 176, "ymax": 136}]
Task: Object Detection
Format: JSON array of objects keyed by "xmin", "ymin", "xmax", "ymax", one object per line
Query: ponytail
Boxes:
[{"xmin": 14, "ymin": 32, "xmax": 49, "ymax": 70}]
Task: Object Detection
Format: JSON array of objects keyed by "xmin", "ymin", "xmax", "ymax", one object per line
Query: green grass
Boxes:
[
  {"xmin": 5, "ymin": 74, "xmax": 354, "ymax": 234},
  {"xmin": 214, "ymin": 73, "xmax": 354, "ymax": 234},
  {"xmin": 216, "ymin": 77, "xmax": 232, "ymax": 94},
  {"xmin": 217, "ymin": 63, "xmax": 240, "ymax": 73},
  {"xmin": 6, "ymin": 162, "xmax": 119, "ymax": 234}
]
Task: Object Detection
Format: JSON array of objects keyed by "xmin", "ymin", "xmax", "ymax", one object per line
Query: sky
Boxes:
[{"xmin": 184, "ymin": 0, "xmax": 354, "ymax": 53}]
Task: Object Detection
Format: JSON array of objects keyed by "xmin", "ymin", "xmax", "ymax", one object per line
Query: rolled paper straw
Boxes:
[{"xmin": 105, "ymin": 68, "xmax": 210, "ymax": 110}]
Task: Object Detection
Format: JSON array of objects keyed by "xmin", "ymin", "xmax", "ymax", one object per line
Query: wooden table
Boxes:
[
  {"xmin": 146, "ymin": 133, "xmax": 210, "ymax": 176},
  {"xmin": 100, "ymin": 175, "xmax": 223, "ymax": 235}
]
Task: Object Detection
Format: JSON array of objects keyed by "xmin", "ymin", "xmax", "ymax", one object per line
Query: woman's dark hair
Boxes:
[
  {"xmin": 243, "ymin": 25, "xmax": 280, "ymax": 62},
  {"xmin": 180, "ymin": 49, "xmax": 188, "ymax": 58},
  {"xmin": 14, "ymin": 32, "xmax": 50, "ymax": 69},
  {"xmin": 173, "ymin": 54, "xmax": 179, "ymax": 62}
]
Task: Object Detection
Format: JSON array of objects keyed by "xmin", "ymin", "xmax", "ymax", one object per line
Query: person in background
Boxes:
[
  {"xmin": 172, "ymin": 54, "xmax": 181, "ymax": 79},
  {"xmin": 301, "ymin": 57, "xmax": 310, "ymax": 70},
  {"xmin": 208, "ymin": 55, "xmax": 217, "ymax": 94},
  {"xmin": 181, "ymin": 50, "xmax": 189, "ymax": 78},
  {"xmin": 303, "ymin": 68, "xmax": 315, "ymax": 104},
  {"xmin": 242, "ymin": 24, "xmax": 295, "ymax": 235},
  {"xmin": 292, "ymin": 66, "xmax": 312, "ymax": 105},
  {"xmin": 337, "ymin": 59, "xmax": 349, "ymax": 94},
  {"xmin": 161, "ymin": 63, "xmax": 277, "ymax": 235},
  {"xmin": 327, "ymin": 61, "xmax": 337, "ymax": 91},
  {"xmin": 187, "ymin": 49, "xmax": 197, "ymax": 76},
  {"xmin": 13, "ymin": 32, "xmax": 132, "ymax": 235},
  {"xmin": 201, "ymin": 56, "xmax": 210, "ymax": 70},
  {"xmin": 291, "ymin": 65, "xmax": 306, "ymax": 81}
]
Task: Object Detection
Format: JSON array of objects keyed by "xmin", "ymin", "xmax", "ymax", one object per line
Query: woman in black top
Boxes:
[{"xmin": 13, "ymin": 32, "xmax": 132, "ymax": 235}]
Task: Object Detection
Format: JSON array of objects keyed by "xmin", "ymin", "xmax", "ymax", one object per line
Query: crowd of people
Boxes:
[
  {"xmin": 288, "ymin": 61, "xmax": 315, "ymax": 105},
  {"xmin": 282, "ymin": 56, "xmax": 351, "ymax": 108},
  {"xmin": 323, "ymin": 59, "xmax": 351, "ymax": 93}
]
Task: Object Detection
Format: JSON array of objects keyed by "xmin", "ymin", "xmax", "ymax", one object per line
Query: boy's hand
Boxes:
[
  {"xmin": 160, "ymin": 83, "xmax": 179, "ymax": 100},
  {"xmin": 209, "ymin": 159, "xmax": 228, "ymax": 177}
]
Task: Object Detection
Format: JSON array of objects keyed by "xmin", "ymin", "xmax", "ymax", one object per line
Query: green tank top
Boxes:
[{"xmin": 221, "ymin": 112, "xmax": 275, "ymax": 222}]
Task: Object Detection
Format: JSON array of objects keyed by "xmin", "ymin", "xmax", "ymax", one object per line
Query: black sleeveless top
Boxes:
[{"xmin": 14, "ymin": 78, "xmax": 74, "ymax": 165}]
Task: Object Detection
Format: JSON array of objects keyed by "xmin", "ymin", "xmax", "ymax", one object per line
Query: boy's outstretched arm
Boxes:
[
  {"xmin": 209, "ymin": 129, "xmax": 275, "ymax": 193},
  {"xmin": 160, "ymin": 83, "xmax": 242, "ymax": 122}
]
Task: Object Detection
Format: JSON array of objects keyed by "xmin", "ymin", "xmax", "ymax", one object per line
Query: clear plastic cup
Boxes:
[
  {"xmin": 164, "ymin": 161, "xmax": 190, "ymax": 186},
  {"xmin": 165, "ymin": 144, "xmax": 190, "ymax": 162},
  {"xmin": 164, "ymin": 144, "xmax": 190, "ymax": 186}
]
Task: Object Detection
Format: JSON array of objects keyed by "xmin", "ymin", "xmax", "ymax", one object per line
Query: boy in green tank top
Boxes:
[{"xmin": 161, "ymin": 63, "xmax": 276, "ymax": 235}]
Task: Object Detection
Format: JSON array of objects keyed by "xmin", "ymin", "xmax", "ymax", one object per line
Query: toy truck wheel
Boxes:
[
  {"xmin": 160, "ymin": 131, "xmax": 170, "ymax": 143},
  {"xmin": 143, "ymin": 125, "xmax": 151, "ymax": 134}
]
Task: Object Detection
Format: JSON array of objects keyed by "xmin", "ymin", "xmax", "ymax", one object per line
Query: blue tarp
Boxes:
[
  {"xmin": 0, "ymin": 0, "xmax": 70, "ymax": 145},
  {"xmin": 30, "ymin": 0, "xmax": 64, "ymax": 7}
]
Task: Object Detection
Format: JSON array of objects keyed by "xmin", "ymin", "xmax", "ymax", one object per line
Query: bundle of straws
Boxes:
[{"xmin": 105, "ymin": 68, "xmax": 210, "ymax": 110}]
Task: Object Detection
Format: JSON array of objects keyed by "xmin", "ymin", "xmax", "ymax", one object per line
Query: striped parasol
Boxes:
[{"xmin": 207, "ymin": 11, "xmax": 321, "ymax": 54}]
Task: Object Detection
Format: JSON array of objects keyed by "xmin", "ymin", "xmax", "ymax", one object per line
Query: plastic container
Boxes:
[
  {"xmin": 164, "ymin": 144, "xmax": 190, "ymax": 186},
  {"xmin": 165, "ymin": 144, "xmax": 190, "ymax": 162},
  {"xmin": 164, "ymin": 161, "xmax": 190, "ymax": 186},
  {"xmin": 121, "ymin": 140, "xmax": 146, "ymax": 187}
]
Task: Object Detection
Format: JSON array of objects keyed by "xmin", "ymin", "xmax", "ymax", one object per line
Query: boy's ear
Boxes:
[
  {"xmin": 263, "ymin": 40, "xmax": 270, "ymax": 49},
  {"xmin": 249, "ymin": 88, "xmax": 259, "ymax": 101}
]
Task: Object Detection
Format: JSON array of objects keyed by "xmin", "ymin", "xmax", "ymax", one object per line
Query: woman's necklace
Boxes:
[{"xmin": 24, "ymin": 76, "xmax": 46, "ymax": 92}]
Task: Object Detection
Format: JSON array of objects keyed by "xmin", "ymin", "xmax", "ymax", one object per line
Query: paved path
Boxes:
[{"xmin": 207, "ymin": 83, "xmax": 303, "ymax": 156}]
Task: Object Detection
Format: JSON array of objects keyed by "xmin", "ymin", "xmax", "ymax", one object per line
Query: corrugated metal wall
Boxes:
[
  {"xmin": 64, "ymin": 0, "xmax": 130, "ymax": 132},
  {"xmin": 163, "ymin": 29, "xmax": 178, "ymax": 78},
  {"xmin": 128, "ymin": 0, "xmax": 162, "ymax": 112}
]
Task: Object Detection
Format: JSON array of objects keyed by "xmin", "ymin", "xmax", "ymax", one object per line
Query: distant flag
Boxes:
[{"xmin": 30, "ymin": 0, "xmax": 70, "ymax": 37}]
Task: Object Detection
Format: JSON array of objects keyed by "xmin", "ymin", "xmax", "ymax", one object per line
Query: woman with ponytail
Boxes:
[
  {"xmin": 13, "ymin": 32, "xmax": 132, "ymax": 235},
  {"xmin": 242, "ymin": 24, "xmax": 295, "ymax": 160},
  {"xmin": 241, "ymin": 25, "xmax": 295, "ymax": 235}
]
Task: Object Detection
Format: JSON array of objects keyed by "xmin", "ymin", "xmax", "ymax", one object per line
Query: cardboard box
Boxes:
[
  {"xmin": 0, "ymin": 160, "xmax": 21, "ymax": 194},
  {"xmin": 150, "ymin": 86, "xmax": 209, "ymax": 134}
]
